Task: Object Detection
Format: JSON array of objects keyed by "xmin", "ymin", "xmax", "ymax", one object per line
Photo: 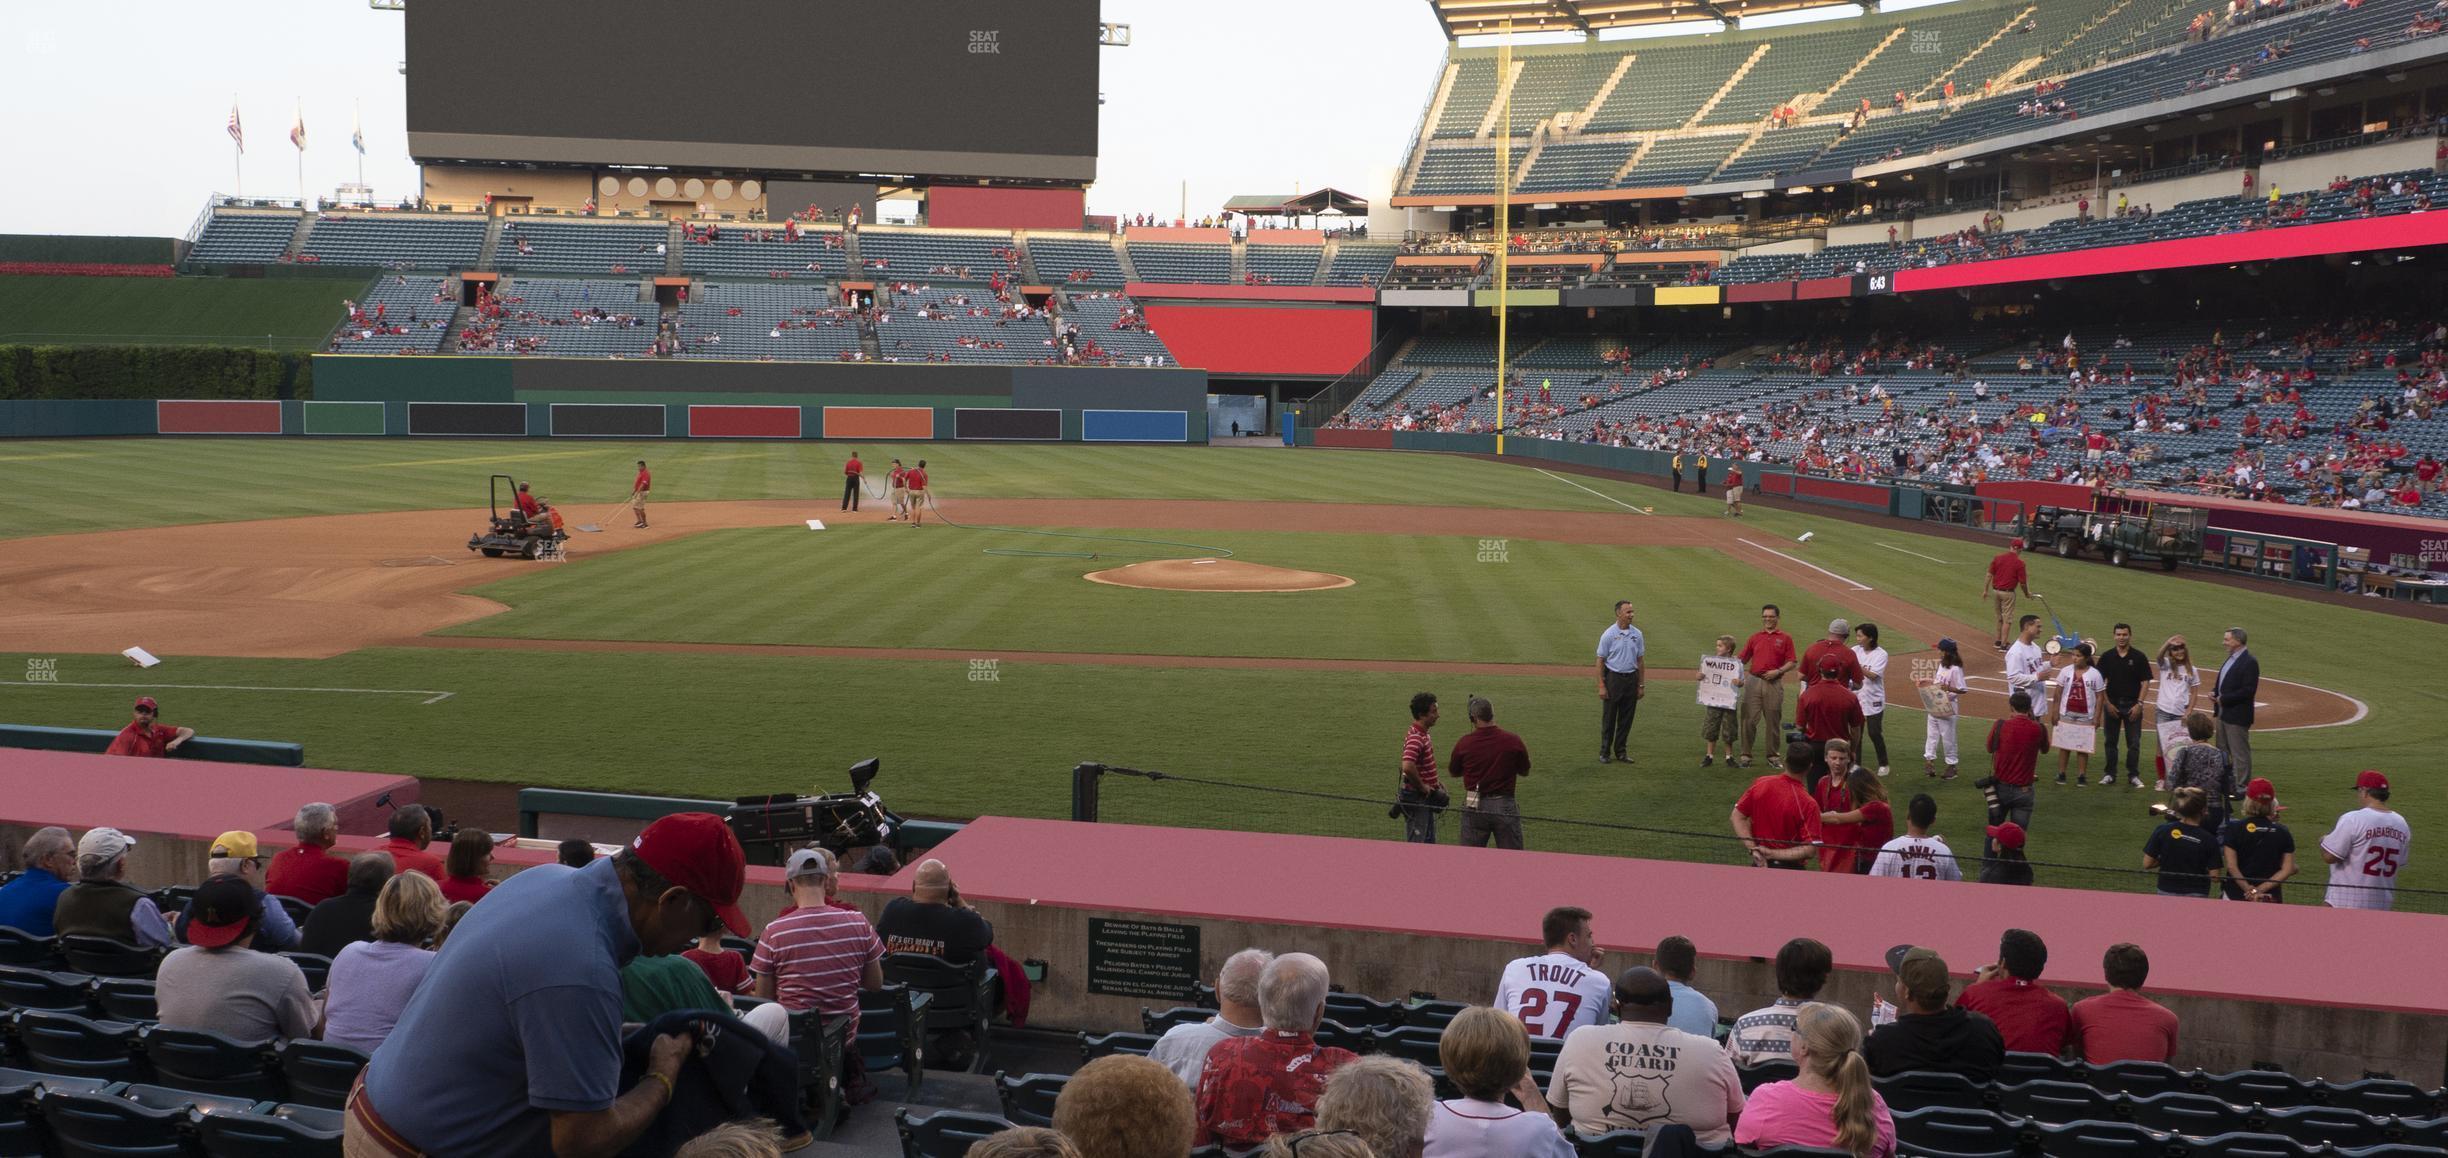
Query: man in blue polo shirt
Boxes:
[
  {"xmin": 347, "ymin": 813, "xmax": 750, "ymax": 1157},
  {"xmin": 1596, "ymin": 601, "xmax": 1647, "ymax": 765},
  {"xmin": 0, "ymin": 828, "xmax": 74, "ymax": 936}
]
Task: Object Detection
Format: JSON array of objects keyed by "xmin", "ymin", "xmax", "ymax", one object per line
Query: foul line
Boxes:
[
  {"xmin": 1532, "ymin": 468, "xmax": 1649, "ymax": 515},
  {"xmin": 3, "ymin": 680, "xmax": 455, "ymax": 705},
  {"xmin": 1738, "ymin": 538, "xmax": 1872, "ymax": 592},
  {"xmin": 1876, "ymin": 542, "xmax": 1958, "ymax": 564}
]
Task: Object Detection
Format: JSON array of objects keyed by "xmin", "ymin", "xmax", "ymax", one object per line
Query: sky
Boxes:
[{"xmin": 1, "ymin": 0, "xmax": 1451, "ymax": 240}]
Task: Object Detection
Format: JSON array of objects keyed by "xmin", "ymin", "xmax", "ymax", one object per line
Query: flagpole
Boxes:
[{"xmin": 1494, "ymin": 19, "xmax": 1512, "ymax": 457}]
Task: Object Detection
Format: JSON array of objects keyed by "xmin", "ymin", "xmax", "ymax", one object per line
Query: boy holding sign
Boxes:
[{"xmin": 1698, "ymin": 635, "xmax": 1741, "ymax": 767}]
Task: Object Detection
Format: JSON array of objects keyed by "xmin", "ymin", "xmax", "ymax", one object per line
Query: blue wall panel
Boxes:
[{"xmin": 1081, "ymin": 409, "xmax": 1188, "ymax": 442}]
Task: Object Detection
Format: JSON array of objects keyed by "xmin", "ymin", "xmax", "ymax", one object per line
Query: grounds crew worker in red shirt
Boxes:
[
  {"xmin": 1736, "ymin": 604, "xmax": 1799, "ymax": 768},
  {"xmin": 629, "ymin": 460, "xmax": 651, "ymax": 528},
  {"xmin": 840, "ymin": 451, "xmax": 864, "ymax": 513},
  {"xmin": 1450, "ymin": 696, "xmax": 1532, "ymax": 850},
  {"xmin": 904, "ymin": 459, "xmax": 930, "ymax": 526},
  {"xmin": 1732, "ymin": 739, "xmax": 1823, "ymax": 869},
  {"xmin": 104, "ymin": 697, "xmax": 192, "ymax": 758},
  {"xmin": 1982, "ymin": 690, "xmax": 2049, "ymax": 863},
  {"xmin": 1983, "ymin": 539, "xmax": 2034, "ymax": 651}
]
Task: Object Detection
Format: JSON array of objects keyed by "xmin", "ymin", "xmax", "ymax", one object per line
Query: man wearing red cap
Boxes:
[
  {"xmin": 350, "ymin": 812, "xmax": 748, "ymax": 1157},
  {"xmin": 2319, "ymin": 772, "xmax": 2410, "ymax": 911},
  {"xmin": 1982, "ymin": 540, "xmax": 2034, "ymax": 652},
  {"xmin": 103, "ymin": 697, "xmax": 191, "ymax": 758},
  {"xmin": 2221, "ymin": 778, "xmax": 2297, "ymax": 903},
  {"xmin": 1979, "ymin": 821, "xmax": 2034, "ymax": 886},
  {"xmin": 155, "ymin": 873, "xmax": 317, "ymax": 1043}
]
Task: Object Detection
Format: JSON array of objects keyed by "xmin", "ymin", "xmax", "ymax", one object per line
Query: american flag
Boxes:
[
  {"xmin": 290, "ymin": 106, "xmax": 306, "ymax": 152},
  {"xmin": 227, "ymin": 104, "xmax": 243, "ymax": 153}
]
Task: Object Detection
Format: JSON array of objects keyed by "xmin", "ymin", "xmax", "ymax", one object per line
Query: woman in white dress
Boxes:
[
  {"xmin": 1852, "ymin": 623, "xmax": 1891, "ymax": 777},
  {"xmin": 2052, "ymin": 642, "xmax": 2108, "ymax": 786}
]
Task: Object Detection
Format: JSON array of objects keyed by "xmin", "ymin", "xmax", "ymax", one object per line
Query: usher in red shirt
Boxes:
[
  {"xmin": 1988, "ymin": 552, "xmax": 2027, "ymax": 592},
  {"xmin": 1739, "ymin": 630, "xmax": 1796, "ymax": 678}
]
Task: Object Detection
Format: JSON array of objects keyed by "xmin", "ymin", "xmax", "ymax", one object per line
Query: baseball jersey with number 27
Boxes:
[{"xmin": 1496, "ymin": 952, "xmax": 1613, "ymax": 1041}]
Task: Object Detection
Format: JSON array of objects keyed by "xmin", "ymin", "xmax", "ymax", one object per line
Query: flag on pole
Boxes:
[
  {"xmin": 227, "ymin": 104, "xmax": 244, "ymax": 153},
  {"xmin": 290, "ymin": 104, "xmax": 306, "ymax": 152},
  {"xmin": 351, "ymin": 105, "xmax": 364, "ymax": 155}
]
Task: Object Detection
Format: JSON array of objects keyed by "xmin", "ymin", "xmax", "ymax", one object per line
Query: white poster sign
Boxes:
[{"xmin": 1698, "ymin": 656, "xmax": 1743, "ymax": 710}]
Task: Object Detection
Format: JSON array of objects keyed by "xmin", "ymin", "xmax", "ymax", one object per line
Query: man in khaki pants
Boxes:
[{"xmin": 1736, "ymin": 604, "xmax": 1798, "ymax": 767}]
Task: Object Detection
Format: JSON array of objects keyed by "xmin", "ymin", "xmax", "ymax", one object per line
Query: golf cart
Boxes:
[
  {"xmin": 466, "ymin": 473, "xmax": 568, "ymax": 560},
  {"xmin": 2027, "ymin": 502, "xmax": 2206, "ymax": 571}
]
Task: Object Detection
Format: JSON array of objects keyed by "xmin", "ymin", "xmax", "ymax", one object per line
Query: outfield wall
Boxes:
[{"xmin": 0, "ymin": 357, "xmax": 1212, "ymax": 443}]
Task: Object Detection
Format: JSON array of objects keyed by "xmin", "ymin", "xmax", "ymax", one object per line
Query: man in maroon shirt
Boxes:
[
  {"xmin": 1737, "ymin": 604, "xmax": 1799, "ymax": 768},
  {"xmin": 1983, "ymin": 539, "xmax": 2034, "ymax": 651},
  {"xmin": 1957, "ymin": 928, "xmax": 2071, "ymax": 1056},
  {"xmin": 1450, "ymin": 696, "xmax": 1531, "ymax": 850},
  {"xmin": 1801, "ymin": 618, "xmax": 1863, "ymax": 690},
  {"xmin": 1984, "ymin": 691, "xmax": 2049, "ymax": 859},
  {"xmin": 264, "ymin": 802, "xmax": 350, "ymax": 906},
  {"xmin": 1731, "ymin": 740, "xmax": 1823, "ymax": 869},
  {"xmin": 1796, "ymin": 667, "xmax": 1866, "ymax": 792},
  {"xmin": 103, "ymin": 697, "xmax": 191, "ymax": 758}
]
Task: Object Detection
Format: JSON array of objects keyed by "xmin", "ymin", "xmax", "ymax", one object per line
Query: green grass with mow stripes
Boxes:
[{"xmin": 0, "ymin": 276, "xmax": 361, "ymax": 349}]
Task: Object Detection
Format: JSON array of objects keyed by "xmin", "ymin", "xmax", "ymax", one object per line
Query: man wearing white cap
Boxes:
[
  {"xmin": 743, "ymin": 848, "xmax": 883, "ymax": 1050},
  {"xmin": 52, "ymin": 827, "xmax": 175, "ymax": 949}
]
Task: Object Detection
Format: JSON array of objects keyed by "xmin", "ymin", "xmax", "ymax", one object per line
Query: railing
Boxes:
[{"xmin": 1303, "ymin": 331, "xmax": 1410, "ymax": 417}]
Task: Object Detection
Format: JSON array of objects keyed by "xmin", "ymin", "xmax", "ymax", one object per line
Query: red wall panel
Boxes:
[
  {"xmin": 926, "ymin": 186, "xmax": 1085, "ymax": 230},
  {"xmin": 1138, "ymin": 305, "xmax": 1372, "ymax": 376},
  {"xmin": 1313, "ymin": 428, "xmax": 1394, "ymax": 449},
  {"xmin": 687, "ymin": 405, "xmax": 802, "ymax": 438},
  {"xmin": 158, "ymin": 400, "xmax": 281, "ymax": 434},
  {"xmin": 1896, "ymin": 212, "xmax": 2448, "ymax": 293}
]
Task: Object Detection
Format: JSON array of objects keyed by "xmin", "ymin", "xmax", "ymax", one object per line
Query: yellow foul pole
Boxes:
[{"xmin": 1494, "ymin": 22, "xmax": 1512, "ymax": 455}]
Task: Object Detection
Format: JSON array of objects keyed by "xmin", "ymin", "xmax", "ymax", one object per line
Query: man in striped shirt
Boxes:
[
  {"xmin": 742, "ymin": 849, "xmax": 883, "ymax": 1063},
  {"xmin": 1398, "ymin": 693, "xmax": 1445, "ymax": 844}
]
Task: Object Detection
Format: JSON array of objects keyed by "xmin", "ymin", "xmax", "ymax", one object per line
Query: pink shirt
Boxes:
[
  {"xmin": 1733, "ymin": 1082, "xmax": 1896, "ymax": 1158},
  {"xmin": 750, "ymin": 906, "xmax": 882, "ymax": 1023}
]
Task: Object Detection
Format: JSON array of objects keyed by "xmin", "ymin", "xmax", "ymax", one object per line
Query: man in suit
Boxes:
[{"xmin": 2212, "ymin": 627, "xmax": 2258, "ymax": 782}]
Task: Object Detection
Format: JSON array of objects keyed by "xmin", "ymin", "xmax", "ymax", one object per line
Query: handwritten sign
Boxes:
[
  {"xmin": 2052, "ymin": 722, "xmax": 2097, "ymax": 754},
  {"xmin": 1698, "ymin": 656, "xmax": 1743, "ymax": 710}
]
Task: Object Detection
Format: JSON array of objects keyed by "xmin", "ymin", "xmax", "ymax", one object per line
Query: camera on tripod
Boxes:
[{"xmin": 724, "ymin": 758, "xmax": 906, "ymax": 868}]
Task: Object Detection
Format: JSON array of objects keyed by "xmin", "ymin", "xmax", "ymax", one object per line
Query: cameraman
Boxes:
[{"xmin": 1396, "ymin": 692, "xmax": 1448, "ymax": 844}]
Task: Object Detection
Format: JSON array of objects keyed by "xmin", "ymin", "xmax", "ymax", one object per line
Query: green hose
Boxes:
[{"xmin": 916, "ymin": 490, "xmax": 1235, "ymax": 561}]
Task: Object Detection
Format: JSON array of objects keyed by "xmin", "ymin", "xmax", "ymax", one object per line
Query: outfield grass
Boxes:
[
  {"xmin": 444, "ymin": 525, "xmax": 1915, "ymax": 665},
  {"xmin": 0, "ymin": 276, "xmax": 361, "ymax": 350},
  {"xmin": 2, "ymin": 439, "xmax": 2437, "ymax": 902},
  {"xmin": 1, "ymin": 439, "xmax": 1714, "ymax": 540}
]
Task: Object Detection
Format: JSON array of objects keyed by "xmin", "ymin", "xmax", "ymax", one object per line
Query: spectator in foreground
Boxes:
[
  {"xmin": 1426, "ymin": 1006, "xmax": 1571, "ymax": 1156},
  {"xmin": 964, "ymin": 1127, "xmax": 1084, "ymax": 1158},
  {"xmin": 297, "ymin": 851, "xmax": 395, "ymax": 959},
  {"xmin": 1654, "ymin": 934, "xmax": 1720, "ymax": 1038},
  {"xmin": 376, "ymin": 806, "xmax": 446, "ymax": 880},
  {"xmin": 1151, "ymin": 947, "xmax": 1273, "ymax": 1085},
  {"xmin": 1195, "ymin": 952, "xmax": 1358, "ymax": 1149},
  {"xmin": 1955, "ymin": 929, "xmax": 2071, "ymax": 1056},
  {"xmin": 877, "ymin": 858, "xmax": 993, "ymax": 963},
  {"xmin": 2144, "ymin": 788, "xmax": 2223, "ymax": 898},
  {"xmin": 440, "ymin": 828, "xmax": 497, "ymax": 905},
  {"xmin": 349, "ymin": 813, "xmax": 748, "ymax": 1156},
  {"xmin": 1978, "ymin": 822, "xmax": 2034, "ymax": 886},
  {"xmin": 1052, "ymin": 1054, "xmax": 1196, "ymax": 1158},
  {"xmin": 1495, "ymin": 906, "xmax": 1611, "ymax": 1041},
  {"xmin": 1263, "ymin": 1132, "xmax": 1374, "ymax": 1158},
  {"xmin": 744, "ymin": 848, "xmax": 883, "ymax": 1099},
  {"xmin": 2068, "ymin": 943, "xmax": 2180, "ymax": 1064},
  {"xmin": 1727, "ymin": 937, "xmax": 1833, "ymax": 1065},
  {"xmin": 2320, "ymin": 770, "xmax": 2410, "ymax": 912},
  {"xmin": 433, "ymin": 900, "xmax": 472, "ymax": 950},
  {"xmin": 1736, "ymin": 1003, "xmax": 1897, "ymax": 1158},
  {"xmin": 265, "ymin": 803, "xmax": 349, "ymax": 906},
  {"xmin": 103, "ymin": 696, "xmax": 192, "ymax": 758},
  {"xmin": 1320, "ymin": 1055, "xmax": 1435, "ymax": 1158},
  {"xmin": 673, "ymin": 1119, "xmax": 788, "ymax": 1158},
  {"xmin": 559, "ymin": 839, "xmax": 599, "ymax": 868},
  {"xmin": 204, "ymin": 831, "xmax": 299, "ymax": 952},
  {"xmin": 0, "ymin": 827, "xmax": 74, "ymax": 936},
  {"xmin": 683, "ymin": 930, "xmax": 752, "ymax": 995},
  {"xmin": 1550, "ymin": 968, "xmax": 1743, "ymax": 1143},
  {"xmin": 1864, "ymin": 946, "xmax": 2003, "ymax": 1081},
  {"xmin": 322, "ymin": 870, "xmax": 448, "ymax": 1053},
  {"xmin": 621, "ymin": 940, "xmax": 731, "ymax": 1022},
  {"xmin": 155, "ymin": 874, "xmax": 318, "ymax": 1042},
  {"xmin": 53, "ymin": 827, "xmax": 174, "ymax": 949},
  {"xmin": 1732, "ymin": 742, "xmax": 1825, "ymax": 870}
]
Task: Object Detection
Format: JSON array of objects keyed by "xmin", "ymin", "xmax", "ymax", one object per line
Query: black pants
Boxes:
[
  {"xmin": 1863, "ymin": 712, "xmax": 1889, "ymax": 769},
  {"xmin": 841, "ymin": 475, "xmax": 861, "ymax": 510},
  {"xmin": 1670, "ymin": 470, "xmax": 1682, "ymax": 493},
  {"xmin": 2100, "ymin": 702, "xmax": 2142, "ymax": 776},
  {"xmin": 1696, "ymin": 468, "xmax": 1709, "ymax": 491},
  {"xmin": 618, "ymin": 1009, "xmax": 810, "ymax": 1156},
  {"xmin": 1600, "ymin": 669, "xmax": 1639, "ymax": 757}
]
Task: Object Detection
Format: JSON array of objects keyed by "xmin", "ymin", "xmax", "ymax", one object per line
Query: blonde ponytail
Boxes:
[{"xmin": 1795, "ymin": 1002, "xmax": 1880, "ymax": 1158}]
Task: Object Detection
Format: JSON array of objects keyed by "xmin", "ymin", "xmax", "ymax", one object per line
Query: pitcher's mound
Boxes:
[{"xmin": 1085, "ymin": 558, "xmax": 1354, "ymax": 592}]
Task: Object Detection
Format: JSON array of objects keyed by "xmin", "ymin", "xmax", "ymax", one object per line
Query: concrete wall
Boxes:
[{"xmin": 2261, "ymin": 135, "xmax": 2443, "ymax": 198}]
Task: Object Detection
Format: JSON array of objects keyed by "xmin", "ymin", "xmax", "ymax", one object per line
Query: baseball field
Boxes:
[{"xmin": 0, "ymin": 437, "xmax": 2431, "ymax": 900}]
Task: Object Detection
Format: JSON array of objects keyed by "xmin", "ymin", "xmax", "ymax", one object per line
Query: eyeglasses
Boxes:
[{"xmin": 1288, "ymin": 1131, "xmax": 1362, "ymax": 1154}]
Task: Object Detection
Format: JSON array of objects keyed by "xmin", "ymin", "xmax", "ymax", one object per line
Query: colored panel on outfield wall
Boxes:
[
  {"xmin": 407, "ymin": 401, "xmax": 529, "ymax": 436},
  {"xmin": 549, "ymin": 403, "xmax": 666, "ymax": 438},
  {"xmin": 1725, "ymin": 282, "xmax": 1794, "ymax": 304},
  {"xmin": 1081, "ymin": 409, "xmax": 1188, "ymax": 442},
  {"xmin": 1651, "ymin": 286, "xmax": 1721, "ymax": 307},
  {"xmin": 820, "ymin": 406, "xmax": 935, "ymax": 439},
  {"xmin": 1135, "ymin": 305, "xmax": 1371, "ymax": 377},
  {"xmin": 1470, "ymin": 289, "xmax": 1558, "ymax": 307},
  {"xmin": 1312, "ymin": 428, "xmax": 1394, "ymax": 450},
  {"xmin": 688, "ymin": 405, "xmax": 802, "ymax": 438},
  {"xmin": 157, "ymin": 400, "xmax": 282, "ymax": 435},
  {"xmin": 0, "ymin": 400, "xmax": 158, "ymax": 438},
  {"xmin": 301, "ymin": 400, "xmax": 386, "ymax": 435},
  {"xmin": 953, "ymin": 408, "xmax": 1061, "ymax": 441}
]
